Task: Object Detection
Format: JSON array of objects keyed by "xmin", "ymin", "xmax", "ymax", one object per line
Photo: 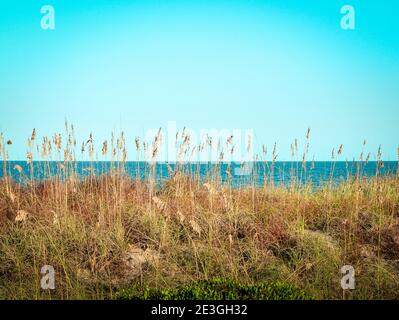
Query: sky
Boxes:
[{"xmin": 0, "ymin": 0, "xmax": 398, "ymax": 161}]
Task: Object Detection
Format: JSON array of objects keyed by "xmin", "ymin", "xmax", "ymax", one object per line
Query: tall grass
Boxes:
[{"xmin": 0, "ymin": 126, "xmax": 398, "ymax": 299}]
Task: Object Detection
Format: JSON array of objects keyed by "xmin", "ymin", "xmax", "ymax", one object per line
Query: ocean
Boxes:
[{"xmin": 1, "ymin": 161, "xmax": 398, "ymax": 188}]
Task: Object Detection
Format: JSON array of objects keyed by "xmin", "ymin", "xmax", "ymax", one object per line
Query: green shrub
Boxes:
[{"xmin": 115, "ymin": 278, "xmax": 312, "ymax": 300}]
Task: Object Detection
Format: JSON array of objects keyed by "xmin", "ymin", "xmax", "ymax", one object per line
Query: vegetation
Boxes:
[
  {"xmin": 115, "ymin": 278, "xmax": 312, "ymax": 300},
  {"xmin": 0, "ymin": 126, "xmax": 398, "ymax": 300}
]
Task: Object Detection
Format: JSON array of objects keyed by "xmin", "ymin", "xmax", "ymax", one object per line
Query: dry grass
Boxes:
[{"xmin": 0, "ymin": 127, "xmax": 398, "ymax": 300}]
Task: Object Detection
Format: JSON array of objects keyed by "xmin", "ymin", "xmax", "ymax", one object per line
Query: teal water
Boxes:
[{"xmin": 1, "ymin": 161, "xmax": 397, "ymax": 187}]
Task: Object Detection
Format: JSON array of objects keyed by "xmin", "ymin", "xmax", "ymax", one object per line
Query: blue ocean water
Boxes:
[{"xmin": 1, "ymin": 161, "xmax": 397, "ymax": 187}]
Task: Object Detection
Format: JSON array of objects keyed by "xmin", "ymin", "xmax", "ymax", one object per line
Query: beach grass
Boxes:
[{"xmin": 0, "ymin": 127, "xmax": 398, "ymax": 300}]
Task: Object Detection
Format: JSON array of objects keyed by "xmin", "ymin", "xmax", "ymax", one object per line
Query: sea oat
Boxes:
[
  {"xmin": 135, "ymin": 137, "xmax": 140, "ymax": 151},
  {"xmin": 15, "ymin": 210, "xmax": 29, "ymax": 222},
  {"xmin": 8, "ymin": 191, "xmax": 16, "ymax": 203},
  {"xmin": 176, "ymin": 210, "xmax": 185, "ymax": 224},
  {"xmin": 102, "ymin": 141, "xmax": 108, "ymax": 156},
  {"xmin": 30, "ymin": 128, "xmax": 36, "ymax": 142},
  {"xmin": 189, "ymin": 219, "xmax": 201, "ymax": 236},
  {"xmin": 338, "ymin": 144, "xmax": 343, "ymax": 156},
  {"xmin": 152, "ymin": 196, "xmax": 167, "ymax": 211},
  {"xmin": 26, "ymin": 152, "xmax": 33, "ymax": 165}
]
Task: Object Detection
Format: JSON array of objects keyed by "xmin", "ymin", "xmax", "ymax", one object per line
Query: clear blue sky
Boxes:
[{"xmin": 0, "ymin": 0, "xmax": 398, "ymax": 160}]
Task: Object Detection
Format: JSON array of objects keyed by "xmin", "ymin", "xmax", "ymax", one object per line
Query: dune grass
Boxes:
[{"xmin": 0, "ymin": 127, "xmax": 398, "ymax": 300}]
